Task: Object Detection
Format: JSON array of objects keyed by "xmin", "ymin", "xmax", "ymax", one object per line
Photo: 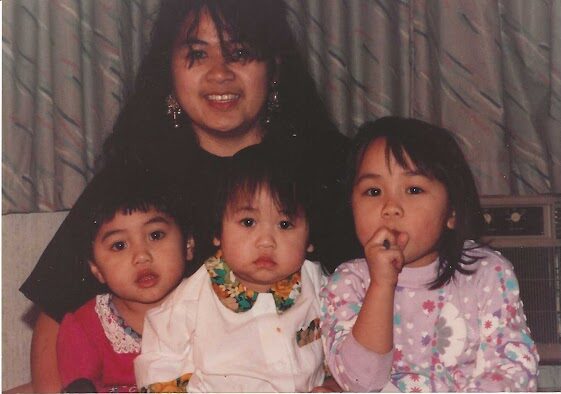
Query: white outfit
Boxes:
[{"xmin": 135, "ymin": 259, "xmax": 326, "ymax": 392}]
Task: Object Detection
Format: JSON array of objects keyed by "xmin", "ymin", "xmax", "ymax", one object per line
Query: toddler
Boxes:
[
  {"xmin": 321, "ymin": 117, "xmax": 539, "ymax": 392},
  {"xmin": 135, "ymin": 145, "xmax": 327, "ymax": 392},
  {"xmin": 57, "ymin": 166, "xmax": 193, "ymax": 393}
]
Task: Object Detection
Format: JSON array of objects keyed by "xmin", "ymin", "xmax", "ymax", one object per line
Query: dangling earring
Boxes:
[
  {"xmin": 264, "ymin": 80, "xmax": 280, "ymax": 125},
  {"xmin": 166, "ymin": 94, "xmax": 182, "ymax": 128}
]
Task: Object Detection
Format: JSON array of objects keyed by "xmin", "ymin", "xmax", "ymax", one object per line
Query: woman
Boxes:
[{"xmin": 20, "ymin": 0, "xmax": 358, "ymax": 391}]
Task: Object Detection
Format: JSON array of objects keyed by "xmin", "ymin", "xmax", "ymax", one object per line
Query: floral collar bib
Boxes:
[{"xmin": 205, "ymin": 253, "xmax": 301, "ymax": 314}]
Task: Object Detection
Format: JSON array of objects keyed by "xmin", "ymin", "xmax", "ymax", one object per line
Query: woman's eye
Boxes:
[
  {"xmin": 186, "ymin": 49, "xmax": 206, "ymax": 65},
  {"xmin": 150, "ymin": 231, "xmax": 165, "ymax": 241},
  {"xmin": 408, "ymin": 186, "xmax": 424, "ymax": 194},
  {"xmin": 228, "ymin": 47, "xmax": 252, "ymax": 63},
  {"xmin": 240, "ymin": 218, "xmax": 255, "ymax": 227},
  {"xmin": 279, "ymin": 220, "xmax": 294, "ymax": 230},
  {"xmin": 365, "ymin": 188, "xmax": 381, "ymax": 197},
  {"xmin": 111, "ymin": 241, "xmax": 126, "ymax": 251}
]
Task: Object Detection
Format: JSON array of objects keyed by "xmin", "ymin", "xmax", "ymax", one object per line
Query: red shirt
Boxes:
[{"xmin": 57, "ymin": 296, "xmax": 139, "ymax": 392}]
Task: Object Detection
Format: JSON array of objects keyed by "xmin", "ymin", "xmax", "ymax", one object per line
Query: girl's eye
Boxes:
[
  {"xmin": 240, "ymin": 218, "xmax": 255, "ymax": 227},
  {"xmin": 111, "ymin": 241, "xmax": 126, "ymax": 251},
  {"xmin": 408, "ymin": 186, "xmax": 424, "ymax": 194},
  {"xmin": 365, "ymin": 188, "xmax": 381, "ymax": 197},
  {"xmin": 279, "ymin": 220, "xmax": 294, "ymax": 230},
  {"xmin": 150, "ymin": 231, "xmax": 165, "ymax": 241}
]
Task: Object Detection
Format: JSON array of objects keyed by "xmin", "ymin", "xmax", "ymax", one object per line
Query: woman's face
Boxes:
[{"xmin": 171, "ymin": 10, "xmax": 270, "ymax": 156}]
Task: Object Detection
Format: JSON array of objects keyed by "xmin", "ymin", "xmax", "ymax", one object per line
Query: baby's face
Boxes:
[
  {"xmin": 90, "ymin": 208, "xmax": 187, "ymax": 308},
  {"xmin": 214, "ymin": 188, "xmax": 313, "ymax": 292}
]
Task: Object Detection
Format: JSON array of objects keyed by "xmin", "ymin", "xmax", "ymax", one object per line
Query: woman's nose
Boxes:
[{"xmin": 206, "ymin": 56, "xmax": 235, "ymax": 83}]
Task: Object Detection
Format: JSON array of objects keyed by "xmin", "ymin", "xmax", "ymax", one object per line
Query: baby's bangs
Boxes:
[
  {"xmin": 226, "ymin": 180, "xmax": 303, "ymax": 220},
  {"xmin": 269, "ymin": 183, "xmax": 303, "ymax": 219},
  {"xmin": 225, "ymin": 181, "xmax": 259, "ymax": 213}
]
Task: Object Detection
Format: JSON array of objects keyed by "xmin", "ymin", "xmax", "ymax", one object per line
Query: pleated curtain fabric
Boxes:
[
  {"xmin": 2, "ymin": 0, "xmax": 160, "ymax": 213},
  {"xmin": 3, "ymin": 0, "xmax": 561, "ymax": 213},
  {"xmin": 286, "ymin": 0, "xmax": 561, "ymax": 196}
]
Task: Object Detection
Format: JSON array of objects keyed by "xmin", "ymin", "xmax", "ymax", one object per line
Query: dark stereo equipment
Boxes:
[{"xmin": 480, "ymin": 194, "xmax": 561, "ymax": 364}]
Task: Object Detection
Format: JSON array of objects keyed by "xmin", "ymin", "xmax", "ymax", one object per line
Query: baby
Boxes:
[{"xmin": 135, "ymin": 145, "xmax": 327, "ymax": 392}]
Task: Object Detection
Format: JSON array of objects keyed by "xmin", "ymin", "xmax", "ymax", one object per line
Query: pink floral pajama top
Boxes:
[{"xmin": 320, "ymin": 245, "xmax": 539, "ymax": 392}]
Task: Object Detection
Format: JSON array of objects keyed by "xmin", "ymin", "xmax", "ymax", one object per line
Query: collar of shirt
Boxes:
[
  {"xmin": 204, "ymin": 252, "xmax": 302, "ymax": 314},
  {"xmin": 397, "ymin": 257, "xmax": 439, "ymax": 289},
  {"xmin": 95, "ymin": 293, "xmax": 141, "ymax": 354}
]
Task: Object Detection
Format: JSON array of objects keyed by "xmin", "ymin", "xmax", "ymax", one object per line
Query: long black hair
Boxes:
[
  {"xmin": 102, "ymin": 0, "xmax": 343, "ymax": 167},
  {"xmin": 348, "ymin": 117, "xmax": 485, "ymax": 289}
]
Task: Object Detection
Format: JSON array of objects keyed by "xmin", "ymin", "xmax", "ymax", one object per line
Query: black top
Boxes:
[{"xmin": 20, "ymin": 127, "xmax": 361, "ymax": 322}]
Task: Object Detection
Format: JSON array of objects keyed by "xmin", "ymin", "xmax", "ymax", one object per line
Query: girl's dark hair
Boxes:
[
  {"xmin": 102, "ymin": 0, "xmax": 342, "ymax": 167},
  {"xmin": 84, "ymin": 163, "xmax": 192, "ymax": 262},
  {"xmin": 214, "ymin": 144, "xmax": 315, "ymax": 253},
  {"xmin": 348, "ymin": 117, "xmax": 485, "ymax": 289}
]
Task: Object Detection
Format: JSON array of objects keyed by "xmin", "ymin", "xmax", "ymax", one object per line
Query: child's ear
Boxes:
[
  {"xmin": 185, "ymin": 236, "xmax": 195, "ymax": 261},
  {"xmin": 306, "ymin": 243, "xmax": 315, "ymax": 253},
  {"xmin": 446, "ymin": 210, "xmax": 456, "ymax": 230},
  {"xmin": 88, "ymin": 261, "xmax": 106, "ymax": 284},
  {"xmin": 212, "ymin": 237, "xmax": 221, "ymax": 247}
]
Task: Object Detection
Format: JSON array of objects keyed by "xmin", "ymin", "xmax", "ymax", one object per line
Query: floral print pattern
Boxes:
[
  {"xmin": 141, "ymin": 373, "xmax": 192, "ymax": 393},
  {"xmin": 296, "ymin": 317, "xmax": 321, "ymax": 347},
  {"xmin": 433, "ymin": 303, "xmax": 466, "ymax": 367},
  {"xmin": 320, "ymin": 244, "xmax": 539, "ymax": 392},
  {"xmin": 205, "ymin": 253, "xmax": 301, "ymax": 313},
  {"xmin": 394, "ymin": 373, "xmax": 432, "ymax": 392}
]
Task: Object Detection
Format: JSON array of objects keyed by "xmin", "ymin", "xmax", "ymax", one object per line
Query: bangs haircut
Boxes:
[
  {"xmin": 176, "ymin": 0, "xmax": 293, "ymax": 64},
  {"xmin": 225, "ymin": 172, "xmax": 305, "ymax": 222},
  {"xmin": 84, "ymin": 164, "xmax": 192, "ymax": 261},
  {"xmin": 349, "ymin": 117, "xmax": 485, "ymax": 289}
]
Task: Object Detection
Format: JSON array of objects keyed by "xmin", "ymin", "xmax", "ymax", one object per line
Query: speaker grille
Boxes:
[{"xmin": 498, "ymin": 246, "xmax": 561, "ymax": 345}]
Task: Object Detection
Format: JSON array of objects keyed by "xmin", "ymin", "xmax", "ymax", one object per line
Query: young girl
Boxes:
[
  {"xmin": 56, "ymin": 167, "xmax": 193, "ymax": 393},
  {"xmin": 321, "ymin": 117, "xmax": 539, "ymax": 392},
  {"xmin": 135, "ymin": 145, "xmax": 327, "ymax": 392}
]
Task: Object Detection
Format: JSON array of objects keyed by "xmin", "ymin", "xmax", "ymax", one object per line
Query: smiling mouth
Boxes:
[{"xmin": 205, "ymin": 94, "xmax": 240, "ymax": 102}]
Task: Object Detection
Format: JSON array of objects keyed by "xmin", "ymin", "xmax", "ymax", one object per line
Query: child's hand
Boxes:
[
  {"xmin": 310, "ymin": 377, "xmax": 342, "ymax": 392},
  {"xmin": 363, "ymin": 227, "xmax": 408, "ymax": 288}
]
